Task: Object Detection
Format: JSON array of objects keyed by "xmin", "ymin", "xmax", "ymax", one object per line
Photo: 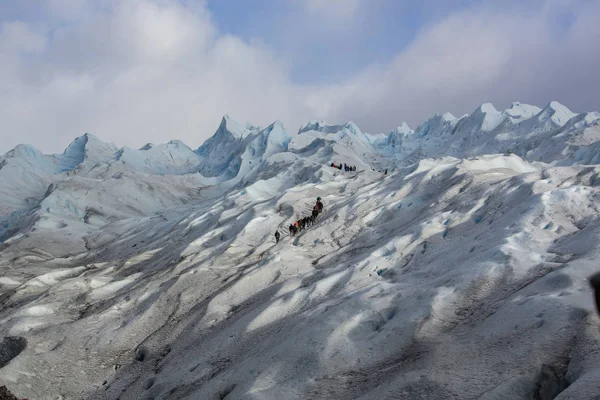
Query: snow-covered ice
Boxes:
[{"xmin": 1, "ymin": 103, "xmax": 600, "ymax": 399}]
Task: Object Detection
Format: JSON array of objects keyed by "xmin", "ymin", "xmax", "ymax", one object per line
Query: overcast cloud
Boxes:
[{"xmin": 0, "ymin": 0, "xmax": 599, "ymax": 153}]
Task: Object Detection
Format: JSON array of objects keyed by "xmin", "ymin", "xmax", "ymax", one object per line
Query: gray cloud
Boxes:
[
  {"xmin": 0, "ymin": 0, "xmax": 598, "ymax": 153},
  {"xmin": 309, "ymin": 0, "xmax": 600, "ymax": 131}
]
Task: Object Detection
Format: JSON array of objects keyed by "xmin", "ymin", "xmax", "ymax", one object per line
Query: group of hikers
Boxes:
[
  {"xmin": 274, "ymin": 197, "xmax": 324, "ymax": 243},
  {"xmin": 331, "ymin": 162, "xmax": 356, "ymax": 172}
]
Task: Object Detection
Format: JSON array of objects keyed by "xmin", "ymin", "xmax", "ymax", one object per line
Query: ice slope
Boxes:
[
  {"xmin": 109, "ymin": 141, "xmax": 202, "ymax": 175},
  {"xmin": 55, "ymin": 133, "xmax": 119, "ymax": 172},
  {"xmin": 2, "ymin": 153, "xmax": 600, "ymax": 399},
  {"xmin": 2, "ymin": 101, "xmax": 598, "ymax": 222},
  {"xmin": 0, "ymin": 115, "xmax": 289, "ymax": 234},
  {"xmin": 292, "ymin": 121, "xmax": 383, "ymax": 170},
  {"xmin": 0, "ymin": 146, "xmax": 57, "ymax": 216},
  {"xmin": 3, "ymin": 102, "xmax": 600, "ymax": 399},
  {"xmin": 0, "ymin": 135, "xmax": 118, "ymax": 217}
]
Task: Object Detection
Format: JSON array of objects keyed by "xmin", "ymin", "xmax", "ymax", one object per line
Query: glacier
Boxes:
[{"xmin": 1, "ymin": 102, "xmax": 600, "ymax": 399}]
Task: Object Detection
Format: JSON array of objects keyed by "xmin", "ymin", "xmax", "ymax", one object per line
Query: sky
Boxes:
[{"xmin": 0, "ymin": 0, "xmax": 599, "ymax": 154}]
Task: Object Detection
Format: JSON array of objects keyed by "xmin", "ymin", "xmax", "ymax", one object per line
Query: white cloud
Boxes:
[
  {"xmin": 303, "ymin": 0, "xmax": 361, "ymax": 21},
  {"xmin": 0, "ymin": 0, "xmax": 599, "ymax": 154},
  {"xmin": 305, "ymin": 0, "xmax": 600, "ymax": 132},
  {"xmin": 0, "ymin": 21, "xmax": 46, "ymax": 53},
  {"xmin": 0, "ymin": 0, "xmax": 311, "ymax": 153}
]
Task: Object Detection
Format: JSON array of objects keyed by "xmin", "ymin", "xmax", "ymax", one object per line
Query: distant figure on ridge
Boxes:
[{"xmin": 274, "ymin": 230, "xmax": 281, "ymax": 244}]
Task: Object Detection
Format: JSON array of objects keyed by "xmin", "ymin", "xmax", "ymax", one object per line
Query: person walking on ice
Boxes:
[
  {"xmin": 274, "ymin": 230, "xmax": 281, "ymax": 244},
  {"xmin": 316, "ymin": 197, "xmax": 323, "ymax": 213}
]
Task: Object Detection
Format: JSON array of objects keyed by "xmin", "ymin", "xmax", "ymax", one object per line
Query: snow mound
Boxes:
[
  {"xmin": 395, "ymin": 122, "xmax": 413, "ymax": 135},
  {"xmin": 505, "ymin": 102, "xmax": 542, "ymax": 122},
  {"xmin": 541, "ymin": 101, "xmax": 577, "ymax": 127},
  {"xmin": 55, "ymin": 133, "xmax": 118, "ymax": 171},
  {"xmin": 111, "ymin": 141, "xmax": 201, "ymax": 175}
]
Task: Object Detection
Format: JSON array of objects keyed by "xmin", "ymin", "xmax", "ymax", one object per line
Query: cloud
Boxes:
[
  {"xmin": 0, "ymin": 21, "xmax": 46, "ymax": 53},
  {"xmin": 305, "ymin": 0, "xmax": 600, "ymax": 131},
  {"xmin": 302, "ymin": 0, "xmax": 361, "ymax": 22},
  {"xmin": 0, "ymin": 0, "xmax": 310, "ymax": 153},
  {"xmin": 0, "ymin": 0, "xmax": 599, "ymax": 154}
]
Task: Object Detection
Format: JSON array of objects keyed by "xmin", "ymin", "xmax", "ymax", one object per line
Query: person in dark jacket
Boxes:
[{"xmin": 275, "ymin": 230, "xmax": 281, "ymax": 243}]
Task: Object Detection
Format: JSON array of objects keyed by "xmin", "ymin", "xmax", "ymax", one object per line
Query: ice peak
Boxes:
[
  {"xmin": 344, "ymin": 121, "xmax": 362, "ymax": 135},
  {"xmin": 298, "ymin": 120, "xmax": 329, "ymax": 134},
  {"xmin": 395, "ymin": 122, "xmax": 413, "ymax": 135},
  {"xmin": 269, "ymin": 120, "xmax": 286, "ymax": 130},
  {"xmin": 468, "ymin": 103, "xmax": 504, "ymax": 132},
  {"xmin": 217, "ymin": 114, "xmax": 255, "ymax": 139},
  {"xmin": 537, "ymin": 101, "xmax": 576, "ymax": 127},
  {"xmin": 298, "ymin": 120, "xmax": 362, "ymax": 136},
  {"xmin": 4, "ymin": 144, "xmax": 43, "ymax": 159},
  {"xmin": 441, "ymin": 112, "xmax": 457, "ymax": 122},
  {"xmin": 260, "ymin": 120, "xmax": 288, "ymax": 138},
  {"xmin": 478, "ymin": 103, "xmax": 499, "ymax": 114},
  {"xmin": 504, "ymin": 102, "xmax": 541, "ymax": 122},
  {"xmin": 547, "ymin": 101, "xmax": 568, "ymax": 111}
]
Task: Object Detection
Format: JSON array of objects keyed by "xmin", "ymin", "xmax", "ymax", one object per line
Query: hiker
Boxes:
[
  {"xmin": 384, "ymin": 169, "xmax": 388, "ymax": 175},
  {"xmin": 338, "ymin": 164, "xmax": 342, "ymax": 170},
  {"xmin": 289, "ymin": 224, "xmax": 295, "ymax": 236},
  {"xmin": 316, "ymin": 198, "xmax": 323, "ymax": 212},
  {"xmin": 275, "ymin": 230, "xmax": 281, "ymax": 244}
]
